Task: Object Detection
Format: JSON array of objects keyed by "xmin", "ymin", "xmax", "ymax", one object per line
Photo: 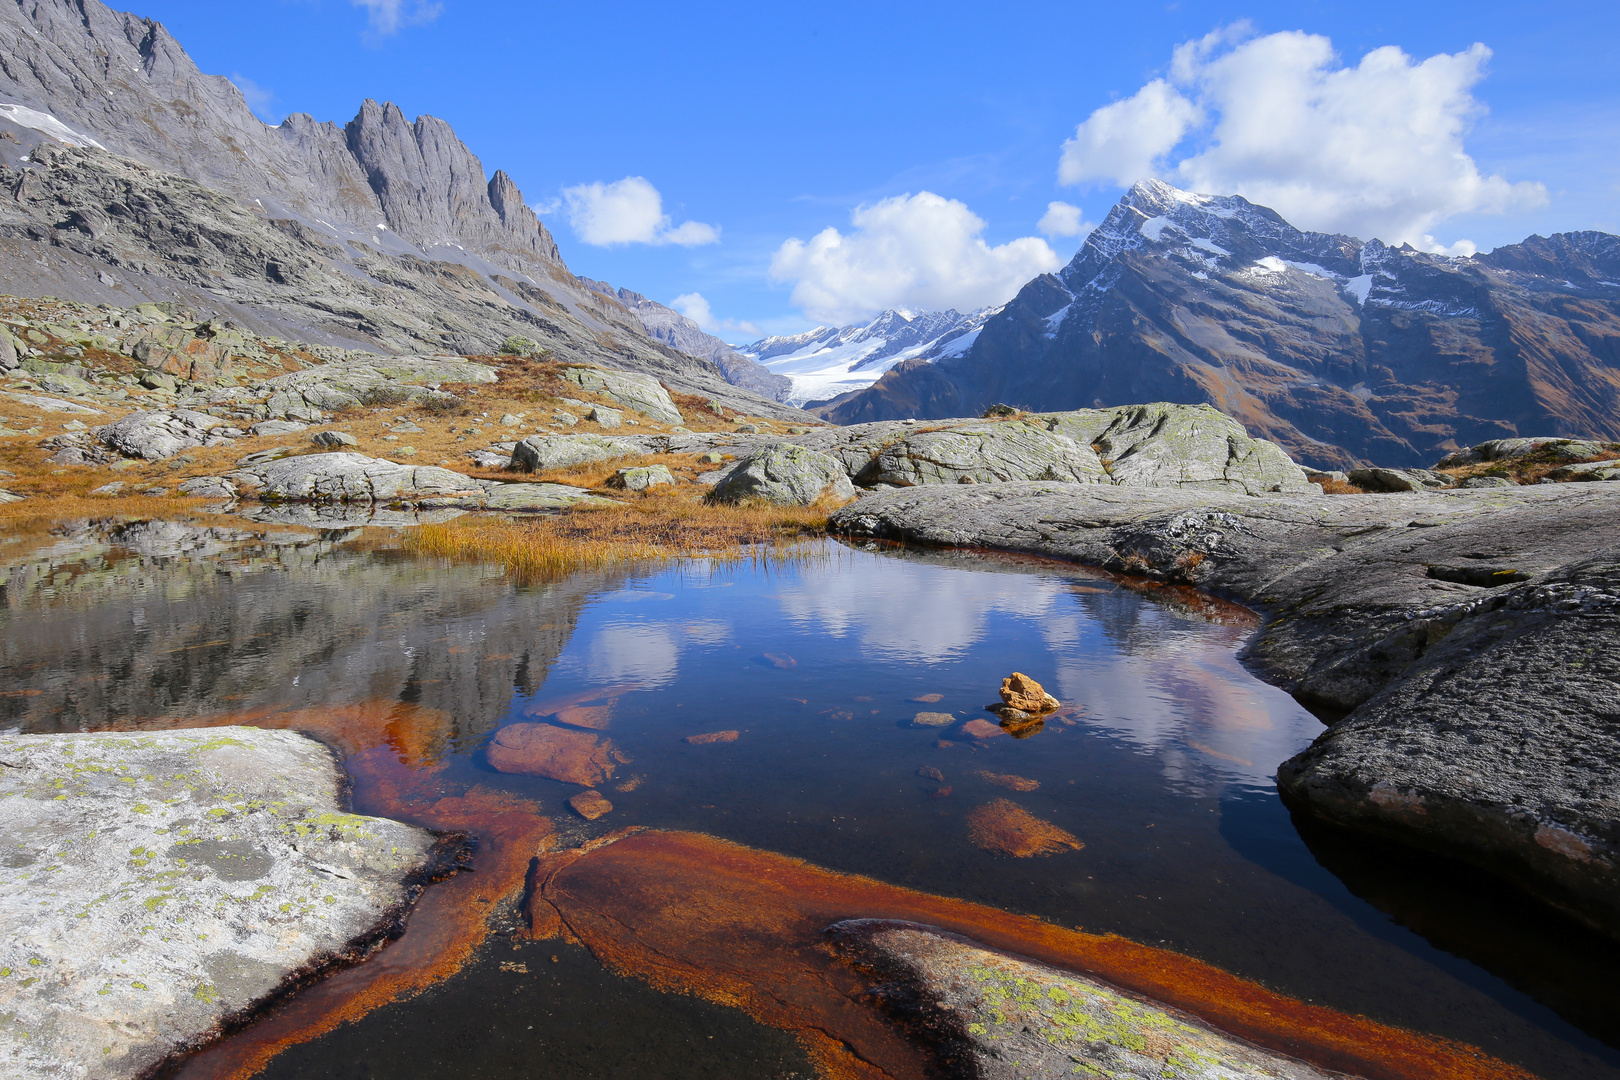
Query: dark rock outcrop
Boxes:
[
  {"xmin": 824, "ymin": 180, "xmax": 1620, "ymax": 471},
  {"xmin": 830, "ymin": 482, "xmax": 1620, "ymax": 937}
]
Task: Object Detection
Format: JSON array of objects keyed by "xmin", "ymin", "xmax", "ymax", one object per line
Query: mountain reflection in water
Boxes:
[{"xmin": 3, "ymin": 520, "xmax": 1618, "ymax": 1080}]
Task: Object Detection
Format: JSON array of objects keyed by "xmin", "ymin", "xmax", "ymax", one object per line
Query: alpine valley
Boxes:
[{"xmin": 819, "ymin": 179, "xmax": 1620, "ymax": 470}]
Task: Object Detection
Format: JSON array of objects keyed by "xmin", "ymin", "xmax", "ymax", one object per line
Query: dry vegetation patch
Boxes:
[{"xmin": 407, "ymin": 489, "xmax": 831, "ymax": 582}]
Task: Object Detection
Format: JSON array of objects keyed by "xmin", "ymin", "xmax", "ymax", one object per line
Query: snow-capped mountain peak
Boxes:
[{"xmin": 738, "ymin": 306, "xmax": 998, "ymax": 407}]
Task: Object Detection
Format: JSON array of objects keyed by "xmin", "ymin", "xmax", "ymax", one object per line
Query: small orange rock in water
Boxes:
[
  {"xmin": 615, "ymin": 776, "xmax": 644, "ymax": 793},
  {"xmin": 912, "ymin": 711, "xmax": 955, "ymax": 727},
  {"xmin": 975, "ymin": 769, "xmax": 1040, "ymax": 792},
  {"xmin": 917, "ymin": 766, "xmax": 945, "ymax": 782},
  {"xmin": 911, "ymin": 693, "xmax": 945, "ymax": 703},
  {"xmin": 486, "ymin": 723, "xmax": 615, "ymax": 786},
  {"xmin": 967, "ymin": 799, "xmax": 1082, "ymax": 857},
  {"xmin": 569, "ymin": 790, "xmax": 614, "ymax": 821},
  {"xmin": 762, "ymin": 652, "xmax": 797, "ymax": 669},
  {"xmin": 960, "ymin": 719, "xmax": 1005, "ymax": 740},
  {"xmin": 685, "ymin": 730, "xmax": 740, "ymax": 745},
  {"xmin": 1000, "ymin": 671, "xmax": 1059, "ymax": 713},
  {"xmin": 552, "ymin": 705, "xmax": 613, "ymax": 730}
]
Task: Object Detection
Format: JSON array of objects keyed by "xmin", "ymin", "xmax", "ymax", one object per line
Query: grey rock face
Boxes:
[
  {"xmin": 558, "ymin": 367, "xmax": 682, "ymax": 424},
  {"xmin": 260, "ymin": 357, "xmax": 492, "ymax": 418},
  {"xmin": 177, "ymin": 475, "xmax": 237, "ymax": 499},
  {"xmin": 233, "ymin": 452, "xmax": 482, "ymax": 504},
  {"xmin": 1546, "ymin": 459, "xmax": 1620, "ymax": 482},
  {"xmin": 97, "ymin": 408, "xmax": 226, "ymax": 460},
  {"xmin": 866, "ymin": 420, "xmax": 1105, "ymax": 486},
  {"xmin": 828, "ymin": 920, "xmax": 1337, "ymax": 1080},
  {"xmin": 474, "ymin": 482, "xmax": 615, "ymax": 512},
  {"xmin": 588, "ymin": 405, "xmax": 623, "ymax": 429},
  {"xmin": 830, "ymin": 481, "xmax": 1620, "ymax": 937},
  {"xmin": 311, "ymin": 431, "xmax": 358, "ymax": 448},
  {"xmin": 249, "ymin": 419, "xmax": 308, "ymax": 436},
  {"xmin": 1458, "ymin": 475, "xmax": 1517, "ymax": 489},
  {"xmin": 0, "ymin": 726, "xmax": 436, "ymax": 1080},
  {"xmin": 1349, "ymin": 467, "xmax": 1451, "ymax": 492},
  {"xmin": 1073, "ymin": 403, "xmax": 1316, "ymax": 494},
  {"xmin": 710, "ymin": 443, "xmax": 856, "ymax": 506},
  {"xmin": 510, "ymin": 434, "xmax": 649, "ymax": 472}
]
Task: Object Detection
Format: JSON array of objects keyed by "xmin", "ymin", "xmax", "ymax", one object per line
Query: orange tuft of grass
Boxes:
[
  {"xmin": 406, "ymin": 488, "xmax": 833, "ymax": 582},
  {"xmin": 1313, "ymin": 478, "xmax": 1367, "ymax": 495}
]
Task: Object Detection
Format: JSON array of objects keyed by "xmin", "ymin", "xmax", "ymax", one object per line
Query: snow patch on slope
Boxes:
[{"xmin": 0, "ymin": 103, "xmax": 104, "ymax": 149}]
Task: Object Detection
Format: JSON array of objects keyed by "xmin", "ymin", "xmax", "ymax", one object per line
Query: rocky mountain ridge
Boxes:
[
  {"xmin": 823, "ymin": 180, "xmax": 1620, "ymax": 469},
  {"xmin": 0, "ymin": 0, "xmax": 809, "ymax": 420},
  {"xmin": 739, "ymin": 306, "xmax": 995, "ymax": 407}
]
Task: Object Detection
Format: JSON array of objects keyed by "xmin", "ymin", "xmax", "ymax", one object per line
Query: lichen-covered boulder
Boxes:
[
  {"xmin": 1049, "ymin": 403, "xmax": 1314, "ymax": 495},
  {"xmin": 709, "ymin": 442, "xmax": 856, "ymax": 506},
  {"xmin": 612, "ymin": 465, "xmax": 674, "ymax": 492},
  {"xmin": 259, "ymin": 356, "xmax": 493, "ymax": 417},
  {"xmin": 510, "ymin": 434, "xmax": 651, "ymax": 472},
  {"xmin": 864, "ymin": 421, "xmax": 1105, "ymax": 486},
  {"xmin": 96, "ymin": 409, "xmax": 230, "ymax": 460},
  {"xmin": 1435, "ymin": 437, "xmax": 1614, "ymax": 468},
  {"xmin": 232, "ymin": 452, "xmax": 483, "ymax": 503},
  {"xmin": 827, "ymin": 920, "xmax": 1341, "ymax": 1080},
  {"xmin": 0, "ymin": 727, "xmax": 436, "ymax": 1080},
  {"xmin": 558, "ymin": 366, "xmax": 682, "ymax": 424}
]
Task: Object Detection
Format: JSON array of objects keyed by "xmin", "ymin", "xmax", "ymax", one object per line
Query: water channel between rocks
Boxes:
[{"xmin": 4, "ymin": 520, "xmax": 1620, "ymax": 1080}]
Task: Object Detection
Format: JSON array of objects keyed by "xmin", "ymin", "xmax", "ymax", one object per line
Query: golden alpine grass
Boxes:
[{"xmin": 406, "ymin": 488, "xmax": 837, "ymax": 583}]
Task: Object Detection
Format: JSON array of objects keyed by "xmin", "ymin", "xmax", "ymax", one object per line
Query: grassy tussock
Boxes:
[{"xmin": 407, "ymin": 490, "xmax": 833, "ymax": 582}]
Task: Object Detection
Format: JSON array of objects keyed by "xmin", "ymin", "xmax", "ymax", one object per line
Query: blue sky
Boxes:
[{"xmin": 136, "ymin": 0, "xmax": 1617, "ymax": 339}]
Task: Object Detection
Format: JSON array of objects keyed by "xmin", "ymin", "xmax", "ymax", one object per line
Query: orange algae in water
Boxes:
[{"xmin": 528, "ymin": 830, "xmax": 1538, "ymax": 1080}]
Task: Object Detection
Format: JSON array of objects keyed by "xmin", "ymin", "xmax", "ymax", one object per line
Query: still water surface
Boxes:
[{"xmin": 3, "ymin": 521, "xmax": 1618, "ymax": 1079}]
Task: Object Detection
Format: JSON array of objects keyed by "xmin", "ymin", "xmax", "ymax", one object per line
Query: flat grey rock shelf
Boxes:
[{"xmin": 0, "ymin": 727, "xmax": 437, "ymax": 1080}]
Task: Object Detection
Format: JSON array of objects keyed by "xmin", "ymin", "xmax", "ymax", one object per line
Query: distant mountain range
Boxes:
[
  {"xmin": 738, "ymin": 307, "xmax": 995, "ymax": 407},
  {"xmin": 823, "ymin": 180, "xmax": 1620, "ymax": 469},
  {"xmin": 0, "ymin": 0, "xmax": 805, "ymax": 418}
]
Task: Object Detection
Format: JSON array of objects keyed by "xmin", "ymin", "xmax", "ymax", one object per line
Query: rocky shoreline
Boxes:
[{"xmin": 830, "ymin": 482, "xmax": 1620, "ymax": 937}]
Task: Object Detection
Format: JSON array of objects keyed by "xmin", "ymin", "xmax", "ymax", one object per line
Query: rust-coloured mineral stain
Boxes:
[
  {"xmin": 168, "ymin": 729, "xmax": 555, "ymax": 1080},
  {"xmin": 966, "ymin": 798, "xmax": 1082, "ymax": 856},
  {"xmin": 528, "ymin": 830, "xmax": 1536, "ymax": 1080},
  {"xmin": 685, "ymin": 729, "xmax": 740, "ymax": 745}
]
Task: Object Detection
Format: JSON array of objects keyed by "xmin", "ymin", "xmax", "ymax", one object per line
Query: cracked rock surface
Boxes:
[
  {"xmin": 0, "ymin": 726, "xmax": 437, "ymax": 1080},
  {"xmin": 831, "ymin": 482, "xmax": 1620, "ymax": 935}
]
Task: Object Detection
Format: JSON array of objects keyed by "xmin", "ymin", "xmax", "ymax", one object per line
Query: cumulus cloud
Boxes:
[
  {"xmin": 1058, "ymin": 27, "xmax": 1547, "ymax": 247},
  {"xmin": 1058, "ymin": 80, "xmax": 1201, "ymax": 188},
  {"xmin": 352, "ymin": 0, "xmax": 442, "ymax": 37},
  {"xmin": 1037, "ymin": 201, "xmax": 1094, "ymax": 239},
  {"xmin": 562, "ymin": 177, "xmax": 719, "ymax": 247},
  {"xmin": 230, "ymin": 73, "xmax": 281, "ymax": 125},
  {"xmin": 671, "ymin": 293, "xmax": 760, "ymax": 337},
  {"xmin": 770, "ymin": 192, "xmax": 1061, "ymax": 325}
]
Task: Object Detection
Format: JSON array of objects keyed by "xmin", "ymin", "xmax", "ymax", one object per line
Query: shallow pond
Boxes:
[{"xmin": 3, "ymin": 520, "xmax": 1619, "ymax": 1079}]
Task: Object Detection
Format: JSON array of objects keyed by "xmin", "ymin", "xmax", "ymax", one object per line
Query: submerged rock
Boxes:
[
  {"xmin": 966, "ymin": 799, "xmax": 1082, "ymax": 857},
  {"xmin": 0, "ymin": 727, "xmax": 437, "ymax": 1080},
  {"xmin": 486, "ymin": 723, "xmax": 615, "ymax": 786},
  {"xmin": 708, "ymin": 442, "xmax": 855, "ymax": 506},
  {"xmin": 912, "ymin": 711, "xmax": 956, "ymax": 727},
  {"xmin": 827, "ymin": 920, "xmax": 1342, "ymax": 1080},
  {"xmin": 568, "ymin": 790, "xmax": 614, "ymax": 821},
  {"xmin": 685, "ymin": 730, "xmax": 740, "ymax": 745}
]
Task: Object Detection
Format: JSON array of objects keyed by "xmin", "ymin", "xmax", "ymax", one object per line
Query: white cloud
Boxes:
[
  {"xmin": 229, "ymin": 73, "xmax": 281, "ymax": 124},
  {"xmin": 671, "ymin": 293, "xmax": 760, "ymax": 337},
  {"xmin": 770, "ymin": 192, "xmax": 1061, "ymax": 325},
  {"xmin": 1037, "ymin": 201, "xmax": 1094, "ymax": 239},
  {"xmin": 1059, "ymin": 28, "xmax": 1548, "ymax": 248},
  {"xmin": 1058, "ymin": 80, "xmax": 1201, "ymax": 187},
  {"xmin": 352, "ymin": 0, "xmax": 442, "ymax": 36},
  {"xmin": 561, "ymin": 177, "xmax": 719, "ymax": 247}
]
